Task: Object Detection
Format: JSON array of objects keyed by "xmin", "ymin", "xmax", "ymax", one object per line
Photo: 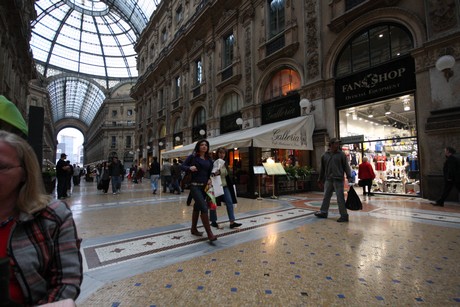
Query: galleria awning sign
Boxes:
[{"xmin": 162, "ymin": 115, "xmax": 315, "ymax": 158}]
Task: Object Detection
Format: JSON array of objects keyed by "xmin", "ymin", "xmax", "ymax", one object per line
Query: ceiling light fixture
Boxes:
[
  {"xmin": 402, "ymin": 98, "xmax": 411, "ymax": 111},
  {"xmin": 367, "ymin": 107, "xmax": 374, "ymax": 118},
  {"xmin": 384, "ymin": 103, "xmax": 391, "ymax": 115}
]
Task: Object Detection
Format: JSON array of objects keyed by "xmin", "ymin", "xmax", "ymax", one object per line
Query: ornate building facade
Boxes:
[
  {"xmin": 85, "ymin": 83, "xmax": 137, "ymax": 168},
  {"xmin": 132, "ymin": 0, "xmax": 459, "ymax": 200}
]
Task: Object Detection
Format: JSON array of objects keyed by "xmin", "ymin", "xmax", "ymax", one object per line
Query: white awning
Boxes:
[{"xmin": 162, "ymin": 115, "xmax": 315, "ymax": 159}]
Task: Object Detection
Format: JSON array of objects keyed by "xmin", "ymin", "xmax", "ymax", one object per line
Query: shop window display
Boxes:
[{"xmin": 339, "ymin": 95, "xmax": 420, "ymax": 196}]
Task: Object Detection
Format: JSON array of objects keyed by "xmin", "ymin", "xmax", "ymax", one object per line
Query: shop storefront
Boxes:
[
  {"xmin": 162, "ymin": 115, "xmax": 315, "ymax": 198},
  {"xmin": 335, "ymin": 55, "xmax": 419, "ymax": 196}
]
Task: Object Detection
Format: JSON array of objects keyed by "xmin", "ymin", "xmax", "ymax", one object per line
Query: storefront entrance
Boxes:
[{"xmin": 336, "ymin": 58, "xmax": 419, "ymax": 196}]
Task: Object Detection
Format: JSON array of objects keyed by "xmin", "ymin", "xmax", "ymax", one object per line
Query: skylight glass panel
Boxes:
[
  {"xmin": 49, "ymin": 54, "xmax": 79, "ymax": 72},
  {"xmin": 32, "ymin": 0, "xmax": 159, "ymax": 124},
  {"xmin": 81, "ymin": 54, "xmax": 105, "ymax": 66},
  {"xmin": 107, "ymin": 67, "xmax": 132, "ymax": 78},
  {"xmin": 79, "ymin": 63, "xmax": 106, "ymax": 76}
]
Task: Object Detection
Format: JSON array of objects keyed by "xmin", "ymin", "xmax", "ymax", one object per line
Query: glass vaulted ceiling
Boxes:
[{"xmin": 30, "ymin": 0, "xmax": 160, "ymax": 126}]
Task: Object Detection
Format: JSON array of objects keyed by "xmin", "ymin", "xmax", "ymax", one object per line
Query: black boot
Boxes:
[
  {"xmin": 200, "ymin": 213, "xmax": 217, "ymax": 241},
  {"xmin": 191, "ymin": 210, "xmax": 203, "ymax": 236}
]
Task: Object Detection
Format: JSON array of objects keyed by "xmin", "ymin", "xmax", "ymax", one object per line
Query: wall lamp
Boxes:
[
  {"xmin": 436, "ymin": 55, "xmax": 455, "ymax": 82},
  {"xmin": 299, "ymin": 98, "xmax": 314, "ymax": 115},
  {"xmin": 175, "ymin": 136, "xmax": 181, "ymax": 142},
  {"xmin": 199, "ymin": 129, "xmax": 206, "ymax": 136},
  {"xmin": 236, "ymin": 117, "xmax": 243, "ymax": 129}
]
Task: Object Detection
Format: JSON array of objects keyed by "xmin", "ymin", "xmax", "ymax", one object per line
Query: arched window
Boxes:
[
  {"xmin": 221, "ymin": 92, "xmax": 241, "ymax": 116},
  {"xmin": 193, "ymin": 107, "xmax": 206, "ymax": 127},
  {"xmin": 159, "ymin": 124, "xmax": 166, "ymax": 138},
  {"xmin": 220, "ymin": 92, "xmax": 242, "ymax": 134},
  {"xmin": 268, "ymin": 0, "xmax": 285, "ymax": 38},
  {"xmin": 263, "ymin": 68, "xmax": 301, "ymax": 101},
  {"xmin": 173, "ymin": 118, "xmax": 183, "ymax": 146},
  {"xmin": 335, "ymin": 24, "xmax": 413, "ymax": 77},
  {"xmin": 192, "ymin": 107, "xmax": 206, "ymax": 141},
  {"xmin": 174, "ymin": 118, "xmax": 181, "ymax": 133}
]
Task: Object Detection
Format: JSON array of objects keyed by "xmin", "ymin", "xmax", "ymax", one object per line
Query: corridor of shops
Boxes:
[{"xmin": 66, "ymin": 178, "xmax": 460, "ymax": 306}]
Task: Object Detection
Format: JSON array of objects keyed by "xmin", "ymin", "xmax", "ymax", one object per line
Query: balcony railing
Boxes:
[{"xmin": 266, "ymin": 35, "xmax": 285, "ymax": 56}]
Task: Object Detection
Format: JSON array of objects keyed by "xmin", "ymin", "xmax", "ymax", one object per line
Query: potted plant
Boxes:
[{"xmin": 42, "ymin": 164, "xmax": 56, "ymax": 194}]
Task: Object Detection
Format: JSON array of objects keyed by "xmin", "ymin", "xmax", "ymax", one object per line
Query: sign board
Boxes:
[
  {"xmin": 341, "ymin": 135, "xmax": 364, "ymax": 144},
  {"xmin": 253, "ymin": 166, "xmax": 266, "ymax": 174},
  {"xmin": 335, "ymin": 56, "xmax": 416, "ymax": 108},
  {"xmin": 262, "ymin": 162, "xmax": 287, "ymax": 175}
]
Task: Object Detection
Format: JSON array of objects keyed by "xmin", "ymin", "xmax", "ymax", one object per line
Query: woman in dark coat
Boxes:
[{"xmin": 181, "ymin": 139, "xmax": 216, "ymax": 241}]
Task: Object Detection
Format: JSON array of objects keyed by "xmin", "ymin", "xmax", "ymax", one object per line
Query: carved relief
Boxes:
[
  {"xmin": 244, "ymin": 25, "xmax": 253, "ymax": 105},
  {"xmin": 305, "ymin": 0, "xmax": 319, "ymax": 80},
  {"xmin": 427, "ymin": 0, "xmax": 457, "ymax": 33}
]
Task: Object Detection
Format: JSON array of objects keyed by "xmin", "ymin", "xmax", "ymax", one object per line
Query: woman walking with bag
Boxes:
[
  {"xmin": 213, "ymin": 148, "xmax": 242, "ymax": 229},
  {"xmin": 181, "ymin": 139, "xmax": 217, "ymax": 241}
]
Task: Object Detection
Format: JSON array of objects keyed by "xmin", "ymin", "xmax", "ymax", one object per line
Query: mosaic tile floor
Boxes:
[{"xmin": 63, "ymin": 180, "xmax": 460, "ymax": 306}]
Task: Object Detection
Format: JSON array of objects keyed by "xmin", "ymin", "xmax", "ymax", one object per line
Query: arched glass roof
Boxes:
[
  {"xmin": 30, "ymin": 0, "xmax": 160, "ymax": 126},
  {"xmin": 48, "ymin": 76, "xmax": 106, "ymax": 126}
]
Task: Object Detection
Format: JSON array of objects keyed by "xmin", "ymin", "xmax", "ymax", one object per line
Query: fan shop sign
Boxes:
[{"xmin": 335, "ymin": 57, "xmax": 416, "ymax": 108}]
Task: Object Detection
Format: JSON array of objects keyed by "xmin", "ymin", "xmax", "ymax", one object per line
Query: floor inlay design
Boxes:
[{"xmin": 83, "ymin": 208, "xmax": 315, "ymax": 270}]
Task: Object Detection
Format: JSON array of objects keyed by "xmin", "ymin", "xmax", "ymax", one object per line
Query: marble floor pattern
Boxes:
[{"xmin": 64, "ymin": 179, "xmax": 460, "ymax": 306}]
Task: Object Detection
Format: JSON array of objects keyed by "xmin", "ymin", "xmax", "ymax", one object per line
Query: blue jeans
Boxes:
[
  {"xmin": 111, "ymin": 176, "xmax": 122, "ymax": 193},
  {"xmin": 150, "ymin": 174, "xmax": 159, "ymax": 191},
  {"xmin": 221, "ymin": 186, "xmax": 236, "ymax": 222},
  {"xmin": 190, "ymin": 185, "xmax": 208, "ymax": 214},
  {"xmin": 320, "ymin": 179, "xmax": 348, "ymax": 217}
]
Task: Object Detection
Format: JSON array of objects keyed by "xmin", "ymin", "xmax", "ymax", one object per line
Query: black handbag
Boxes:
[
  {"xmin": 358, "ymin": 180, "xmax": 365, "ymax": 187},
  {"xmin": 345, "ymin": 186, "xmax": 362, "ymax": 211},
  {"xmin": 181, "ymin": 171, "xmax": 192, "ymax": 189}
]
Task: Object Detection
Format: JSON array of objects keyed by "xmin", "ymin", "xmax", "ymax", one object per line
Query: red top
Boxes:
[
  {"xmin": 358, "ymin": 161, "xmax": 376, "ymax": 180},
  {"xmin": 0, "ymin": 219, "xmax": 25, "ymax": 305}
]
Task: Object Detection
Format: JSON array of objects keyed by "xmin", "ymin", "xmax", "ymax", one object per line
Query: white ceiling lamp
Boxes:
[
  {"xmin": 435, "ymin": 55, "xmax": 455, "ymax": 82},
  {"xmin": 402, "ymin": 97, "xmax": 411, "ymax": 111},
  {"xmin": 367, "ymin": 107, "xmax": 374, "ymax": 118},
  {"xmin": 384, "ymin": 103, "xmax": 391, "ymax": 115}
]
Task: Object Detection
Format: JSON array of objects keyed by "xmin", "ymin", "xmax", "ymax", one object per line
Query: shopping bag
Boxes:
[
  {"xmin": 205, "ymin": 184, "xmax": 217, "ymax": 210},
  {"xmin": 210, "ymin": 175, "xmax": 224, "ymax": 197},
  {"xmin": 97, "ymin": 181, "xmax": 103, "ymax": 190},
  {"xmin": 345, "ymin": 186, "xmax": 362, "ymax": 211}
]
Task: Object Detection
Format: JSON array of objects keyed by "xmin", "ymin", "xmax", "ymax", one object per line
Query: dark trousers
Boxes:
[
  {"xmin": 360, "ymin": 179, "xmax": 373, "ymax": 195},
  {"xmin": 57, "ymin": 175, "xmax": 67, "ymax": 198},
  {"xmin": 162, "ymin": 175, "xmax": 172, "ymax": 192},
  {"xmin": 437, "ymin": 180, "xmax": 457, "ymax": 204}
]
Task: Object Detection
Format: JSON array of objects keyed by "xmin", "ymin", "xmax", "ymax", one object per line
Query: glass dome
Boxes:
[{"xmin": 30, "ymin": 0, "xmax": 159, "ymax": 126}]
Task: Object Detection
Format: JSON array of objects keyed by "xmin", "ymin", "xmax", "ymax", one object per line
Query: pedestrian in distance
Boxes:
[
  {"xmin": 56, "ymin": 153, "xmax": 70, "ymax": 199},
  {"xmin": 149, "ymin": 157, "xmax": 161, "ymax": 194},
  {"xmin": 315, "ymin": 138, "xmax": 352, "ymax": 222},
  {"xmin": 431, "ymin": 146, "xmax": 460, "ymax": 206},
  {"xmin": 358, "ymin": 156, "xmax": 376, "ymax": 196},
  {"xmin": 109, "ymin": 156, "xmax": 124, "ymax": 194}
]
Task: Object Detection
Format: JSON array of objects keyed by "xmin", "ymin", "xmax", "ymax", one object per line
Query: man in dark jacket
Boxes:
[
  {"xmin": 56, "ymin": 153, "xmax": 70, "ymax": 199},
  {"xmin": 432, "ymin": 147, "xmax": 460, "ymax": 206},
  {"xmin": 109, "ymin": 156, "xmax": 124, "ymax": 194},
  {"xmin": 315, "ymin": 138, "xmax": 352, "ymax": 222}
]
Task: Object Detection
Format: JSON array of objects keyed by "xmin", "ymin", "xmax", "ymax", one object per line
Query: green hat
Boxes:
[{"xmin": 0, "ymin": 95, "xmax": 28, "ymax": 136}]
